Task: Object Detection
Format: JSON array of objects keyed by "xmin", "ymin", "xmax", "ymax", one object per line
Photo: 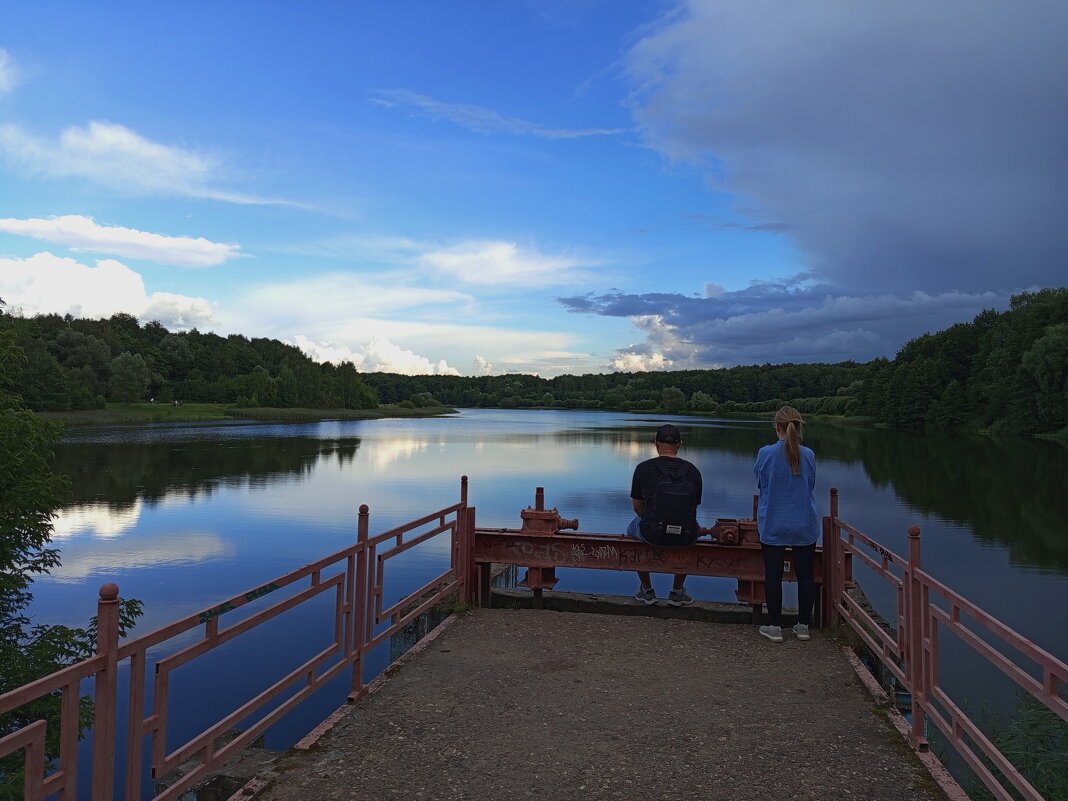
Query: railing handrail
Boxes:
[
  {"xmin": 0, "ymin": 476, "xmax": 476, "ymax": 801},
  {"xmin": 5, "ymin": 478, "xmax": 1064, "ymax": 801},
  {"xmin": 825, "ymin": 487, "xmax": 1067, "ymax": 801}
]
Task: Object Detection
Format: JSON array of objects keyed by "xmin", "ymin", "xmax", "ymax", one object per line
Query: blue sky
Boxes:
[{"xmin": 1, "ymin": 1, "xmax": 1064, "ymax": 376}]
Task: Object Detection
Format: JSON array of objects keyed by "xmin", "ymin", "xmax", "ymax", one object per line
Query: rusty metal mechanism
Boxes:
[
  {"xmin": 704, "ymin": 517, "xmax": 759, "ymax": 547},
  {"xmin": 516, "ymin": 488, "xmax": 580, "ymax": 597},
  {"xmin": 518, "ymin": 486, "xmax": 580, "ymax": 536}
]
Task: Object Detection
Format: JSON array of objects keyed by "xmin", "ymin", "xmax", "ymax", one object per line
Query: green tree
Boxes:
[
  {"xmin": 1019, "ymin": 322, "xmax": 1068, "ymax": 433},
  {"xmin": 15, "ymin": 340, "xmax": 70, "ymax": 411},
  {"xmin": 925, "ymin": 379, "xmax": 968, "ymax": 429},
  {"xmin": 661, "ymin": 386, "xmax": 687, "ymax": 412},
  {"xmin": 689, "ymin": 390, "xmax": 716, "ymax": 411},
  {"xmin": 159, "ymin": 332, "xmax": 194, "ymax": 381},
  {"xmin": 109, "ymin": 351, "xmax": 150, "ymax": 402},
  {"xmin": 276, "ymin": 362, "xmax": 298, "ymax": 407}
]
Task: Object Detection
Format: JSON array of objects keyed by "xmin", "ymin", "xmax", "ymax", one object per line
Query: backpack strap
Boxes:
[{"xmin": 655, "ymin": 460, "xmax": 686, "ymax": 479}]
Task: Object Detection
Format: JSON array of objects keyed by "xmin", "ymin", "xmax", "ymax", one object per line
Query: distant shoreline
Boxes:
[{"xmin": 37, "ymin": 402, "xmax": 460, "ymax": 427}]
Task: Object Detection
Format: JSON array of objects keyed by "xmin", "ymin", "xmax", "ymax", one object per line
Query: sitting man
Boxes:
[{"xmin": 626, "ymin": 424, "xmax": 703, "ymax": 606}]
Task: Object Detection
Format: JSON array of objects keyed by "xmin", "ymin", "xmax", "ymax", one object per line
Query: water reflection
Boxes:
[
  {"xmin": 32, "ymin": 409, "xmax": 1066, "ymax": 791},
  {"xmin": 53, "ymin": 500, "xmax": 144, "ymax": 539},
  {"xmin": 44, "ymin": 530, "xmax": 233, "ymax": 582},
  {"xmin": 55, "ymin": 433, "xmax": 362, "ymax": 507}
]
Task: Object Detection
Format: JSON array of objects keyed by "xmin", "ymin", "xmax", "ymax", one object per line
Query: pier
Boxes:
[
  {"xmin": 1, "ymin": 478, "xmax": 1064, "ymax": 801},
  {"xmin": 246, "ymin": 605, "xmax": 948, "ymax": 801}
]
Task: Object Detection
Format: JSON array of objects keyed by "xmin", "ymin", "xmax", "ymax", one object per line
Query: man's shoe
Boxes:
[
  {"xmin": 667, "ymin": 588, "xmax": 693, "ymax": 607},
  {"xmin": 792, "ymin": 623, "xmax": 811, "ymax": 641},
  {"xmin": 759, "ymin": 625, "xmax": 784, "ymax": 643},
  {"xmin": 634, "ymin": 586, "xmax": 656, "ymax": 605}
]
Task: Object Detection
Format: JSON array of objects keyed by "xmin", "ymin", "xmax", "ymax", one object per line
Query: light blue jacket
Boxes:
[{"xmin": 754, "ymin": 440, "xmax": 819, "ymax": 547}]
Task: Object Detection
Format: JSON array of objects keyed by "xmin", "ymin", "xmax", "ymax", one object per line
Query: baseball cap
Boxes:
[{"xmin": 654, "ymin": 424, "xmax": 681, "ymax": 444}]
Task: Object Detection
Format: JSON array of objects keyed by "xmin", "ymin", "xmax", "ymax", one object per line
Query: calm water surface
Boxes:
[{"xmin": 32, "ymin": 409, "xmax": 1068, "ymax": 795}]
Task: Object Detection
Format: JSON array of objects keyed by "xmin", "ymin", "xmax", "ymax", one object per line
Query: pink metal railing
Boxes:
[
  {"xmin": 823, "ymin": 488, "xmax": 1068, "ymax": 801},
  {"xmin": 0, "ymin": 477, "xmax": 475, "ymax": 801},
  {"xmin": 5, "ymin": 479, "xmax": 1065, "ymax": 800}
]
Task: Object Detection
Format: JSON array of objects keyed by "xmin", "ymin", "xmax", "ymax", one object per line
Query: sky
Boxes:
[{"xmin": 0, "ymin": 1, "xmax": 1065, "ymax": 377}]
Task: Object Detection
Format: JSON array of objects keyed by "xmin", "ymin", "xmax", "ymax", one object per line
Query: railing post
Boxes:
[
  {"xmin": 350, "ymin": 505, "xmax": 370, "ymax": 701},
  {"xmin": 90, "ymin": 583, "xmax": 120, "ymax": 801},
  {"xmin": 465, "ymin": 506, "xmax": 478, "ymax": 605},
  {"xmin": 906, "ymin": 525, "xmax": 928, "ymax": 750},
  {"xmin": 458, "ymin": 476, "xmax": 476, "ymax": 605},
  {"xmin": 826, "ymin": 488, "xmax": 840, "ymax": 625}
]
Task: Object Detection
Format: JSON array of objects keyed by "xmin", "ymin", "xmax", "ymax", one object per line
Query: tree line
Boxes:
[
  {"xmin": 848, "ymin": 288, "xmax": 1067, "ymax": 436},
  {"xmin": 8, "ymin": 312, "xmax": 378, "ymax": 411},
  {"xmin": 5, "ymin": 287, "xmax": 1066, "ymax": 435},
  {"xmin": 365, "ymin": 288, "xmax": 1067, "ymax": 436}
]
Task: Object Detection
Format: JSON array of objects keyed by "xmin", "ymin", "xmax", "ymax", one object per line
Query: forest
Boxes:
[
  {"xmin": 6, "ymin": 311, "xmax": 378, "ymax": 411},
  {"xmin": 3, "ymin": 287, "xmax": 1066, "ymax": 436}
]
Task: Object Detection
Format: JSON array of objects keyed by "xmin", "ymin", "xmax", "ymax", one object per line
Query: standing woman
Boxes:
[{"xmin": 754, "ymin": 406, "xmax": 819, "ymax": 642}]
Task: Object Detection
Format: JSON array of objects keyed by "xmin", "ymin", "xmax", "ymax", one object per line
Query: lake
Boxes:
[{"xmin": 31, "ymin": 408, "xmax": 1068, "ymax": 795}]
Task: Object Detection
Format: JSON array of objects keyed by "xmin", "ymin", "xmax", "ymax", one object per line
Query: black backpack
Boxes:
[{"xmin": 640, "ymin": 461, "xmax": 699, "ymax": 546}]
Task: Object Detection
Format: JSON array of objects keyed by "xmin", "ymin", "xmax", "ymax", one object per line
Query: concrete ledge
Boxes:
[{"xmin": 489, "ymin": 586, "xmax": 806, "ymax": 625}]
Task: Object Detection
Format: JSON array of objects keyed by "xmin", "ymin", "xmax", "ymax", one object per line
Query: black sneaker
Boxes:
[
  {"xmin": 634, "ymin": 587, "xmax": 656, "ymax": 605},
  {"xmin": 667, "ymin": 588, "xmax": 693, "ymax": 607}
]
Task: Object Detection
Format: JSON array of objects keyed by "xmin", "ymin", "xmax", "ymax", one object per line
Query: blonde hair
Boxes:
[{"xmin": 774, "ymin": 406, "xmax": 805, "ymax": 475}]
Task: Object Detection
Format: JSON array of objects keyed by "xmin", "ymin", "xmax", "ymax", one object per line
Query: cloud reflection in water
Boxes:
[{"xmin": 45, "ymin": 531, "xmax": 234, "ymax": 582}]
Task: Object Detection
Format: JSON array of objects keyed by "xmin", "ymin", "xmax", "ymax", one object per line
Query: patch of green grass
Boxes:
[
  {"xmin": 39, "ymin": 403, "xmax": 458, "ymax": 426},
  {"xmin": 227, "ymin": 405, "xmax": 457, "ymax": 422},
  {"xmin": 450, "ymin": 599, "xmax": 474, "ymax": 615},
  {"xmin": 1035, "ymin": 425, "xmax": 1068, "ymax": 443},
  {"xmin": 39, "ymin": 402, "xmax": 230, "ymax": 426}
]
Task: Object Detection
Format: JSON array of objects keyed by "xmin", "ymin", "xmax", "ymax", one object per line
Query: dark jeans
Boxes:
[{"xmin": 761, "ymin": 542, "xmax": 817, "ymax": 626}]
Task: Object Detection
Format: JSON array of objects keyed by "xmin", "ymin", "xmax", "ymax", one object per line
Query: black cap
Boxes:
[{"xmin": 654, "ymin": 424, "xmax": 681, "ymax": 444}]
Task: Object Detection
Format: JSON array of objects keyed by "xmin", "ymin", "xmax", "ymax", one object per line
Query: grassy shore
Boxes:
[{"xmin": 38, "ymin": 403, "xmax": 458, "ymax": 427}]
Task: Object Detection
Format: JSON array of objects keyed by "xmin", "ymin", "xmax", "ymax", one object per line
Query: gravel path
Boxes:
[{"xmin": 250, "ymin": 608, "xmax": 942, "ymax": 801}]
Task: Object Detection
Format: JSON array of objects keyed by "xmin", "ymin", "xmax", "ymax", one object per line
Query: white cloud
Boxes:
[
  {"xmin": 371, "ymin": 89, "xmax": 626, "ymax": 139},
  {"xmin": 237, "ymin": 272, "xmax": 473, "ymax": 328},
  {"xmin": 0, "ymin": 120, "xmax": 295, "ymax": 205},
  {"xmin": 291, "ymin": 334, "xmax": 461, "ymax": 376},
  {"xmin": 473, "ymin": 355, "xmax": 496, "ymax": 375},
  {"xmin": 420, "ymin": 240, "xmax": 594, "ymax": 287},
  {"xmin": 0, "ymin": 48, "xmax": 19, "ymax": 94},
  {"xmin": 46, "ymin": 532, "xmax": 233, "ymax": 582},
  {"xmin": 0, "ymin": 251, "xmax": 216, "ymax": 328},
  {"xmin": 610, "ymin": 349, "xmax": 673, "ymax": 372},
  {"xmin": 141, "ymin": 292, "xmax": 218, "ymax": 329},
  {"xmin": 0, "ymin": 215, "xmax": 242, "ymax": 268}
]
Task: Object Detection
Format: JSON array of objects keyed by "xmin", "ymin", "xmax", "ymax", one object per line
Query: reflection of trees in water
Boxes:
[
  {"xmin": 56, "ymin": 420, "xmax": 1066, "ymax": 572},
  {"xmin": 851, "ymin": 431, "xmax": 1068, "ymax": 572},
  {"xmin": 55, "ymin": 436, "xmax": 361, "ymax": 507},
  {"xmin": 560, "ymin": 421, "xmax": 1068, "ymax": 572}
]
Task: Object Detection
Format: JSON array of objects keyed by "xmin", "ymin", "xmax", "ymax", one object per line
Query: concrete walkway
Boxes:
[{"xmin": 240, "ymin": 606, "xmax": 946, "ymax": 801}]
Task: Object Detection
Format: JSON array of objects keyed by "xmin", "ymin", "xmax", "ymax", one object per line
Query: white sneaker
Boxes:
[
  {"xmin": 792, "ymin": 623, "xmax": 811, "ymax": 641},
  {"xmin": 759, "ymin": 625, "xmax": 783, "ymax": 643}
]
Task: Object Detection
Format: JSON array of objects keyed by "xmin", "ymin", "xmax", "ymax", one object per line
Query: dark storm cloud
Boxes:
[
  {"xmin": 562, "ymin": 285, "xmax": 1011, "ymax": 367},
  {"xmin": 591, "ymin": 1, "xmax": 1066, "ymax": 367},
  {"xmin": 625, "ymin": 1, "xmax": 1068, "ymax": 295}
]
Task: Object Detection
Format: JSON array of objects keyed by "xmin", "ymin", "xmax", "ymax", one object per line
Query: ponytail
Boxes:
[{"xmin": 774, "ymin": 406, "xmax": 805, "ymax": 476}]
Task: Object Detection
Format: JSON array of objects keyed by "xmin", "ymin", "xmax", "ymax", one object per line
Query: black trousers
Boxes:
[{"xmin": 761, "ymin": 542, "xmax": 817, "ymax": 626}]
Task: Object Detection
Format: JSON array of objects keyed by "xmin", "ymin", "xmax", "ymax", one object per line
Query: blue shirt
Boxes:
[{"xmin": 754, "ymin": 440, "xmax": 819, "ymax": 547}]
